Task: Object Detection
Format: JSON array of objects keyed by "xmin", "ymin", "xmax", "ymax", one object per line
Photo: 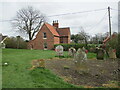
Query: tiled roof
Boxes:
[
  {"xmin": 0, "ymin": 34, "xmax": 7, "ymax": 42},
  {"xmin": 45, "ymin": 23, "xmax": 59, "ymax": 36},
  {"xmin": 56, "ymin": 27, "xmax": 70, "ymax": 36}
]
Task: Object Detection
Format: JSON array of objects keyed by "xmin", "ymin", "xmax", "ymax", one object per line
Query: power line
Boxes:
[
  {"xmin": 63, "ymin": 11, "xmax": 108, "ymax": 33},
  {"xmin": 111, "ymin": 8, "xmax": 120, "ymax": 11},
  {"xmin": 48, "ymin": 8, "xmax": 107, "ymax": 17},
  {"xmin": 87, "ymin": 11, "xmax": 108, "ymax": 31},
  {"xmin": 0, "ymin": 8, "xmax": 107, "ymax": 22}
]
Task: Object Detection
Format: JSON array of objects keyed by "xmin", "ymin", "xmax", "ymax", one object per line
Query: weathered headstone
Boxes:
[
  {"xmin": 0, "ymin": 43, "xmax": 5, "ymax": 48},
  {"xmin": 96, "ymin": 48, "xmax": 104, "ymax": 60},
  {"xmin": 30, "ymin": 59, "xmax": 45, "ymax": 70},
  {"xmin": 108, "ymin": 48, "xmax": 117, "ymax": 59},
  {"xmin": 55, "ymin": 45, "xmax": 64, "ymax": 56},
  {"xmin": 74, "ymin": 48, "xmax": 88, "ymax": 72},
  {"xmin": 74, "ymin": 48, "xmax": 85, "ymax": 63},
  {"xmin": 82, "ymin": 47, "xmax": 87, "ymax": 60},
  {"xmin": 68, "ymin": 47, "xmax": 76, "ymax": 57}
]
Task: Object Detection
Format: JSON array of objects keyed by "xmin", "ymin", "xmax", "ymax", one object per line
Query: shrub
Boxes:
[
  {"xmin": 4, "ymin": 36, "xmax": 27, "ymax": 49},
  {"xmin": 116, "ymin": 33, "xmax": 120, "ymax": 58},
  {"xmin": 105, "ymin": 33, "xmax": 120, "ymax": 58}
]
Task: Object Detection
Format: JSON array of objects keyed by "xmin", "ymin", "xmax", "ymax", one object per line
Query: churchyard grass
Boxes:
[{"xmin": 2, "ymin": 49, "xmax": 96, "ymax": 88}]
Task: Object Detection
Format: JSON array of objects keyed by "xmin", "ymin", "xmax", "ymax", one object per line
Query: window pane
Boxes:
[{"xmin": 43, "ymin": 33, "xmax": 47, "ymax": 38}]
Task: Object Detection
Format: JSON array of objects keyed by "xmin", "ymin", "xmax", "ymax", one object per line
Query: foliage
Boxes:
[
  {"xmin": 4, "ymin": 36, "xmax": 27, "ymax": 49},
  {"xmin": 89, "ymin": 33, "xmax": 109, "ymax": 44},
  {"xmin": 71, "ymin": 34, "xmax": 82, "ymax": 43},
  {"xmin": 116, "ymin": 33, "xmax": 120, "ymax": 58},
  {"xmin": 106, "ymin": 33, "xmax": 120, "ymax": 58},
  {"xmin": 71, "ymin": 28, "xmax": 90, "ymax": 47}
]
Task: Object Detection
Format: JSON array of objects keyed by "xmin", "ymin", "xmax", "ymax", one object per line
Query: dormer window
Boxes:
[{"xmin": 43, "ymin": 32, "xmax": 47, "ymax": 39}]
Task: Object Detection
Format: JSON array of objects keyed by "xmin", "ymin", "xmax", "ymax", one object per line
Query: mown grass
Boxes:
[{"xmin": 2, "ymin": 48, "xmax": 96, "ymax": 88}]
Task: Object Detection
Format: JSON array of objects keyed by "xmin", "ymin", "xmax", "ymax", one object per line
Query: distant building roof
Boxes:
[{"xmin": 56, "ymin": 27, "xmax": 70, "ymax": 36}]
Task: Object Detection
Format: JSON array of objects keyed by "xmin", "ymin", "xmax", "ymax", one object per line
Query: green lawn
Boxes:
[{"xmin": 2, "ymin": 49, "xmax": 96, "ymax": 88}]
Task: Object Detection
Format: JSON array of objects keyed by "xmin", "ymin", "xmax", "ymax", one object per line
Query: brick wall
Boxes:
[
  {"xmin": 54, "ymin": 36, "xmax": 60, "ymax": 44},
  {"xmin": 28, "ymin": 24, "xmax": 55, "ymax": 50}
]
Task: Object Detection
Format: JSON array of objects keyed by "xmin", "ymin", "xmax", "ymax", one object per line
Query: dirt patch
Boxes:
[{"xmin": 45, "ymin": 58, "xmax": 119, "ymax": 87}]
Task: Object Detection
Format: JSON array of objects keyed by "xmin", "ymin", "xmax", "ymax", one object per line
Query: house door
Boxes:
[{"xmin": 43, "ymin": 43, "xmax": 47, "ymax": 50}]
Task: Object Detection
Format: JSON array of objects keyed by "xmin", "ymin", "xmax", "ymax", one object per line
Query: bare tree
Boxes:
[
  {"xmin": 12, "ymin": 6, "xmax": 46, "ymax": 40},
  {"xmin": 78, "ymin": 27, "xmax": 90, "ymax": 47}
]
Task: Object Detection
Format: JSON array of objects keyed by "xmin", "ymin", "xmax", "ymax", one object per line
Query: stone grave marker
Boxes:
[
  {"xmin": 108, "ymin": 48, "xmax": 117, "ymax": 59},
  {"xmin": 74, "ymin": 48, "xmax": 88, "ymax": 72},
  {"xmin": 96, "ymin": 48, "xmax": 104, "ymax": 60},
  {"xmin": 74, "ymin": 48, "xmax": 85, "ymax": 63},
  {"xmin": 30, "ymin": 59, "xmax": 45, "ymax": 69},
  {"xmin": 55, "ymin": 45, "xmax": 64, "ymax": 56},
  {"xmin": 68, "ymin": 47, "xmax": 76, "ymax": 57},
  {"xmin": 82, "ymin": 47, "xmax": 87, "ymax": 60}
]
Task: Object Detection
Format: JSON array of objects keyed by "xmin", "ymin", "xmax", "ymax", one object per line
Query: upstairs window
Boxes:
[{"xmin": 43, "ymin": 32, "xmax": 47, "ymax": 39}]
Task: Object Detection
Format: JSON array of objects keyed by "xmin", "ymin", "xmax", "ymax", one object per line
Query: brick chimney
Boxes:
[{"xmin": 53, "ymin": 20, "xmax": 59, "ymax": 28}]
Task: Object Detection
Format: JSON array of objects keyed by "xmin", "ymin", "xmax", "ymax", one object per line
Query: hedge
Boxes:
[{"xmin": 54, "ymin": 43, "xmax": 97, "ymax": 51}]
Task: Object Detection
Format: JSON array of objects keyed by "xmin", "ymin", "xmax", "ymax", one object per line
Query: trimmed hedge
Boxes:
[{"xmin": 54, "ymin": 43, "xmax": 97, "ymax": 51}]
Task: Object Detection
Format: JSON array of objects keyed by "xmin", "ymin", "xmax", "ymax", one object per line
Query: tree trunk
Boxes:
[
  {"xmin": 29, "ymin": 32, "xmax": 32, "ymax": 40},
  {"xmin": 85, "ymin": 37, "xmax": 88, "ymax": 48}
]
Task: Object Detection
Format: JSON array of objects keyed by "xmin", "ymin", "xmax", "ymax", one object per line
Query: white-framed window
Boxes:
[{"xmin": 43, "ymin": 32, "xmax": 47, "ymax": 39}]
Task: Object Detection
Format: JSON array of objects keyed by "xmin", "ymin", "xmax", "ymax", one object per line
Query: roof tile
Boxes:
[{"xmin": 45, "ymin": 23, "xmax": 59, "ymax": 36}]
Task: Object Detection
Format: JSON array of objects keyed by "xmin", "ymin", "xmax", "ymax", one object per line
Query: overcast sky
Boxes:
[{"xmin": 0, "ymin": 0, "xmax": 119, "ymax": 39}]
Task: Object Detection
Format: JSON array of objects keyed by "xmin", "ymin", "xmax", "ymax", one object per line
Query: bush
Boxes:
[
  {"xmin": 105, "ymin": 33, "xmax": 120, "ymax": 58},
  {"xmin": 116, "ymin": 33, "xmax": 120, "ymax": 58},
  {"xmin": 4, "ymin": 36, "xmax": 27, "ymax": 49}
]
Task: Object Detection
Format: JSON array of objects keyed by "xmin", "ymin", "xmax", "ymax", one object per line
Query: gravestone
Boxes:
[
  {"xmin": 96, "ymin": 48, "xmax": 104, "ymax": 60},
  {"xmin": 0, "ymin": 43, "xmax": 5, "ymax": 48},
  {"xmin": 55, "ymin": 45, "xmax": 64, "ymax": 56},
  {"xmin": 68, "ymin": 47, "xmax": 76, "ymax": 57},
  {"xmin": 108, "ymin": 48, "xmax": 117, "ymax": 59},
  {"xmin": 74, "ymin": 48, "xmax": 85, "ymax": 63},
  {"xmin": 31, "ymin": 59, "xmax": 45, "ymax": 69},
  {"xmin": 74, "ymin": 48, "xmax": 88, "ymax": 72},
  {"xmin": 82, "ymin": 47, "xmax": 87, "ymax": 60}
]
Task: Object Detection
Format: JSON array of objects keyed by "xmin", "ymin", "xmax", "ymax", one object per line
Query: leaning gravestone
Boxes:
[
  {"xmin": 74, "ymin": 48, "xmax": 88, "ymax": 72},
  {"xmin": 68, "ymin": 47, "xmax": 76, "ymax": 57},
  {"xmin": 55, "ymin": 45, "xmax": 64, "ymax": 56},
  {"xmin": 96, "ymin": 48, "xmax": 104, "ymax": 60},
  {"xmin": 82, "ymin": 47, "xmax": 87, "ymax": 60},
  {"xmin": 74, "ymin": 48, "xmax": 85, "ymax": 63}
]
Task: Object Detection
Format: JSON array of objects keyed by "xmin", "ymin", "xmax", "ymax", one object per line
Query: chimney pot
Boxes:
[{"xmin": 53, "ymin": 20, "xmax": 59, "ymax": 28}]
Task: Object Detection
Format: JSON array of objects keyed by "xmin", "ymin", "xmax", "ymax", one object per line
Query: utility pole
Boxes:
[{"xmin": 108, "ymin": 6, "xmax": 112, "ymax": 37}]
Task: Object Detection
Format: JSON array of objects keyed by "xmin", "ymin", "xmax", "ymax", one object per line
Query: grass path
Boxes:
[{"xmin": 2, "ymin": 49, "xmax": 96, "ymax": 88}]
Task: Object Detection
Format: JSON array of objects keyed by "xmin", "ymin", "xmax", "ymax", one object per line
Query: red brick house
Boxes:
[{"xmin": 28, "ymin": 21, "xmax": 71, "ymax": 50}]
